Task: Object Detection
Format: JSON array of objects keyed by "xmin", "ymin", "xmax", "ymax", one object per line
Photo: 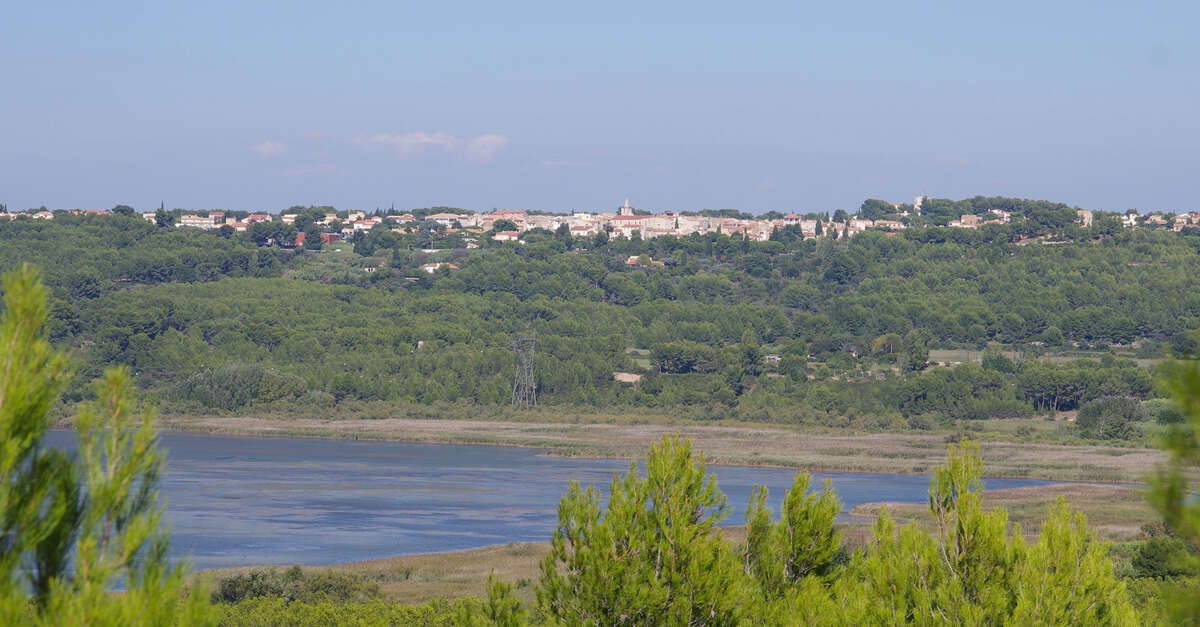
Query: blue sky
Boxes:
[{"xmin": 2, "ymin": 1, "xmax": 1196, "ymax": 214}]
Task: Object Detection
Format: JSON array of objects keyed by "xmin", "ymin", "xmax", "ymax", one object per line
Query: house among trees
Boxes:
[
  {"xmin": 625, "ymin": 255, "xmax": 664, "ymax": 267},
  {"xmin": 421, "ymin": 262, "xmax": 459, "ymax": 273},
  {"xmin": 428, "ymin": 212, "xmax": 465, "ymax": 227},
  {"xmin": 180, "ymin": 213, "xmax": 224, "ymax": 229}
]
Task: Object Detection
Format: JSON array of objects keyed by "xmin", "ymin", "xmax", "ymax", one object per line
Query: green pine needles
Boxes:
[
  {"xmin": 537, "ymin": 436, "xmax": 748, "ymax": 625},
  {"xmin": 1144, "ymin": 355, "xmax": 1200, "ymax": 622},
  {"xmin": 536, "ymin": 434, "xmax": 1137, "ymax": 625},
  {"xmin": 0, "ymin": 265, "xmax": 211, "ymax": 625}
]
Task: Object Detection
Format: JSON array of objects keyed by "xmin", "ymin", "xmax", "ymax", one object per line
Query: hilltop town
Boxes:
[
  {"xmin": 4, "ymin": 196, "xmax": 1199, "ymax": 248},
  {"xmin": 9, "ymin": 194, "xmax": 1200, "ymax": 243}
]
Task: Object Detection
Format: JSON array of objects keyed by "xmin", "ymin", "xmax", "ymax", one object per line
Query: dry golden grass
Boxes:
[
  {"xmin": 162, "ymin": 414, "xmax": 1174, "ymax": 483},
  {"xmin": 850, "ymin": 483, "xmax": 1156, "ymax": 542},
  {"xmin": 201, "ymin": 530, "xmax": 756, "ymax": 605},
  {"xmin": 197, "ymin": 544, "xmax": 551, "ymax": 606},
  {"xmin": 332, "ymin": 542, "xmax": 549, "ymax": 605}
]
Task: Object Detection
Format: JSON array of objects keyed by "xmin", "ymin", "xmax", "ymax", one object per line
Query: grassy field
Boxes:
[
  {"xmin": 850, "ymin": 483, "xmax": 1156, "ymax": 541},
  {"xmin": 928, "ymin": 347, "xmax": 1161, "ymax": 368},
  {"xmin": 624, "ymin": 347, "xmax": 653, "ymax": 370},
  {"xmin": 200, "ymin": 484, "xmax": 1154, "ymax": 605},
  {"xmin": 162, "ymin": 411, "xmax": 1175, "ymax": 483}
]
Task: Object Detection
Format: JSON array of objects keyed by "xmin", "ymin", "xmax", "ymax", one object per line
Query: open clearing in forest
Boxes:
[{"xmin": 927, "ymin": 348, "xmax": 1162, "ymax": 368}]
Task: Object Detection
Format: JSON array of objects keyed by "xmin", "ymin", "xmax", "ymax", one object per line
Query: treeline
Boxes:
[
  {"xmin": 802, "ymin": 354, "xmax": 1153, "ymax": 422},
  {"xmin": 413, "ymin": 225, "xmax": 1200, "ymax": 349},
  {"xmin": 915, "ymin": 195, "xmax": 1078, "ymax": 228},
  {"xmin": 9, "ymin": 201, "xmax": 1200, "ymax": 351},
  {"xmin": 59, "ymin": 280, "xmax": 633, "ymax": 408},
  {"xmin": 0, "ymin": 214, "xmax": 285, "ymax": 300}
]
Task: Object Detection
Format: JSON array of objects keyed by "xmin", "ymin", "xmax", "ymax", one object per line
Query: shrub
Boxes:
[
  {"xmin": 1076, "ymin": 396, "xmax": 1146, "ymax": 440},
  {"xmin": 1132, "ymin": 537, "xmax": 1200, "ymax": 579},
  {"xmin": 168, "ymin": 363, "xmax": 308, "ymax": 410},
  {"xmin": 650, "ymin": 340, "xmax": 721, "ymax": 374},
  {"xmin": 981, "ymin": 348, "xmax": 1016, "ymax": 373},
  {"xmin": 1143, "ymin": 398, "xmax": 1185, "ymax": 425},
  {"xmin": 906, "ymin": 414, "xmax": 936, "ymax": 430},
  {"xmin": 215, "ymin": 597, "xmax": 476, "ymax": 626},
  {"xmin": 212, "ymin": 566, "xmax": 380, "ymax": 604}
]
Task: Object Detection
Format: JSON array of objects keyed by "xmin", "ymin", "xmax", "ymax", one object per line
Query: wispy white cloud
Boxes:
[
  {"xmin": 281, "ymin": 163, "xmax": 339, "ymax": 178},
  {"xmin": 252, "ymin": 140, "xmax": 289, "ymax": 158},
  {"xmin": 463, "ymin": 134, "xmax": 509, "ymax": 162},
  {"xmin": 540, "ymin": 159, "xmax": 593, "ymax": 169},
  {"xmin": 355, "ymin": 131, "xmax": 458, "ymax": 156},
  {"xmin": 353, "ymin": 131, "xmax": 509, "ymax": 162}
]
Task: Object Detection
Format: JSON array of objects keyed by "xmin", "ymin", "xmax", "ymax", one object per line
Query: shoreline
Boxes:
[
  {"xmin": 156, "ymin": 414, "xmax": 1167, "ymax": 484},
  {"xmin": 198, "ymin": 480, "xmax": 1156, "ymax": 606}
]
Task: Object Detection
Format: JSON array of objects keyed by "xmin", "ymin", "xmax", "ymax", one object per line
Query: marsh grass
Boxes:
[
  {"xmin": 161, "ymin": 409, "xmax": 1187, "ymax": 484},
  {"xmin": 850, "ymin": 483, "xmax": 1155, "ymax": 542}
]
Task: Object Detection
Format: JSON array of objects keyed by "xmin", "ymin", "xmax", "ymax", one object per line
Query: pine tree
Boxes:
[
  {"xmin": 0, "ymin": 265, "xmax": 211, "ymax": 625},
  {"xmin": 834, "ymin": 439, "xmax": 1136, "ymax": 625},
  {"xmin": 1146, "ymin": 353, "xmax": 1200, "ymax": 622},
  {"xmin": 742, "ymin": 471, "xmax": 842, "ymax": 599},
  {"xmin": 537, "ymin": 434, "xmax": 751, "ymax": 625},
  {"xmin": 0, "ymin": 264, "xmax": 76, "ymax": 619}
]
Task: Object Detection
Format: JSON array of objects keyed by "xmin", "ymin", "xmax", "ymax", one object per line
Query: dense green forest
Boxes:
[{"xmin": 1, "ymin": 199, "xmax": 1196, "ymax": 430}]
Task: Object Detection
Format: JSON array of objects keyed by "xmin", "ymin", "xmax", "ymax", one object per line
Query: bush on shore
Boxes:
[{"xmin": 212, "ymin": 565, "xmax": 380, "ymax": 605}]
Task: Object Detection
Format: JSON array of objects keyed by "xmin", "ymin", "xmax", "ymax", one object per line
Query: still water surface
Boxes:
[{"xmin": 46, "ymin": 430, "xmax": 1054, "ymax": 570}]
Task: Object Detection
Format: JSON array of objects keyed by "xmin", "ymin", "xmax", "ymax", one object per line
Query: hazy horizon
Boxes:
[{"xmin": 3, "ymin": 1, "xmax": 1196, "ymax": 214}]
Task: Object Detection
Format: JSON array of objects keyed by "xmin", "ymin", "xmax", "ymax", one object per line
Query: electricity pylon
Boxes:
[{"xmin": 511, "ymin": 331, "xmax": 538, "ymax": 407}]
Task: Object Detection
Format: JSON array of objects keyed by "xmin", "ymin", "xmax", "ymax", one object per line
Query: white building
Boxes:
[
  {"xmin": 913, "ymin": 195, "xmax": 926, "ymax": 215},
  {"xmin": 427, "ymin": 212, "xmax": 465, "ymax": 227},
  {"xmin": 179, "ymin": 214, "xmax": 223, "ymax": 229}
]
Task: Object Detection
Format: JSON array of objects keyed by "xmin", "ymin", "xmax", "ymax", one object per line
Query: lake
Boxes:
[{"xmin": 45, "ymin": 430, "xmax": 1056, "ymax": 571}]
